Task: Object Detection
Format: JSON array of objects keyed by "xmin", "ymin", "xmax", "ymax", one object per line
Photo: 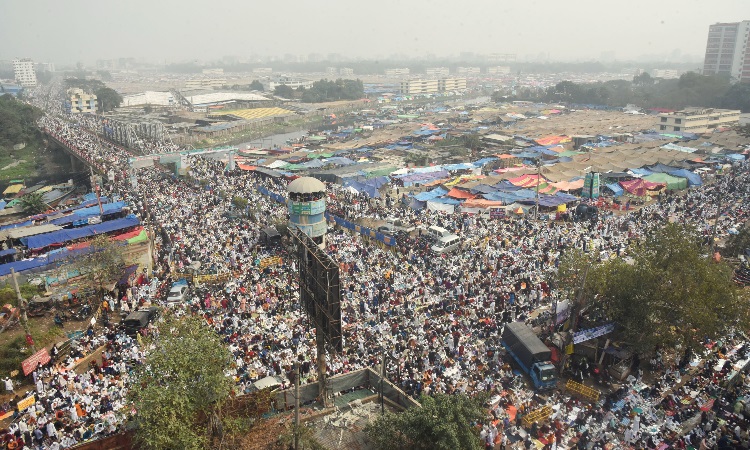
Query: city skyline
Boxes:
[{"xmin": 1, "ymin": 0, "xmax": 748, "ymax": 65}]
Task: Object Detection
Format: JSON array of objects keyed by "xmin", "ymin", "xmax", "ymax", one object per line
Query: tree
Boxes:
[
  {"xmin": 589, "ymin": 224, "xmax": 748, "ymax": 354},
  {"xmin": 128, "ymin": 315, "xmax": 234, "ymax": 450},
  {"xmin": 723, "ymin": 223, "xmax": 750, "ymax": 258},
  {"xmin": 365, "ymin": 393, "xmax": 486, "ymax": 450},
  {"xmin": 273, "ymin": 84, "xmax": 295, "ymax": 99},
  {"xmin": 19, "ymin": 192, "xmax": 49, "ymax": 215},
  {"xmin": 69, "ymin": 234, "xmax": 127, "ymax": 294},
  {"xmin": 632, "ymin": 72, "xmax": 654, "ymax": 86},
  {"xmin": 95, "ymin": 87, "xmax": 123, "ymax": 112},
  {"xmin": 249, "ymin": 80, "xmax": 264, "ymax": 91}
]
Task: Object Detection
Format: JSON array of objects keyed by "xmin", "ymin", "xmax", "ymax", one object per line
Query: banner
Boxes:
[
  {"xmin": 555, "ymin": 300, "xmax": 570, "ymax": 325},
  {"xmin": 490, "ymin": 208, "xmax": 506, "ymax": 219},
  {"xmin": 22, "ymin": 348, "xmax": 51, "ymax": 376},
  {"xmin": 573, "ymin": 323, "xmax": 615, "ymax": 344},
  {"xmin": 17, "ymin": 395, "xmax": 35, "ymax": 412},
  {"xmin": 259, "ymin": 256, "xmax": 282, "ymax": 270}
]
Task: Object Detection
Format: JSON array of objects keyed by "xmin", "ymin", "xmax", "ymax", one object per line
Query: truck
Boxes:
[{"xmin": 501, "ymin": 322, "xmax": 558, "ymax": 390}]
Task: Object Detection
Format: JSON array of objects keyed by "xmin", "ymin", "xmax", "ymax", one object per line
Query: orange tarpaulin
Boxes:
[
  {"xmin": 461, "ymin": 199, "xmax": 504, "ymax": 208},
  {"xmin": 238, "ymin": 164, "xmax": 257, "ymax": 171},
  {"xmin": 535, "ymin": 135, "xmax": 571, "ymax": 146},
  {"xmin": 551, "ymin": 179, "xmax": 585, "ymax": 191},
  {"xmin": 445, "ymin": 188, "xmax": 476, "ymax": 200},
  {"xmin": 508, "ymin": 173, "xmax": 546, "ymax": 187}
]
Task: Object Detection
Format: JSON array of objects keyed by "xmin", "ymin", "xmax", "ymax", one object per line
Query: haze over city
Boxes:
[{"xmin": 2, "ymin": 0, "xmax": 749, "ymax": 64}]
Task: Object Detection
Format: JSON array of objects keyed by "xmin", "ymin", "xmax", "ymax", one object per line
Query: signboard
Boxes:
[
  {"xmin": 489, "ymin": 208, "xmax": 506, "ymax": 219},
  {"xmin": 17, "ymin": 395, "xmax": 35, "ymax": 412},
  {"xmin": 573, "ymin": 323, "xmax": 615, "ymax": 344},
  {"xmin": 259, "ymin": 256, "xmax": 282, "ymax": 270},
  {"xmin": 21, "ymin": 348, "xmax": 51, "ymax": 376}
]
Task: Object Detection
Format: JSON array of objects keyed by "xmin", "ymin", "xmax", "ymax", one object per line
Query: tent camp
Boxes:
[
  {"xmin": 619, "ymin": 179, "xmax": 665, "ymax": 197},
  {"xmin": 643, "ymin": 173, "xmax": 687, "ymax": 191}
]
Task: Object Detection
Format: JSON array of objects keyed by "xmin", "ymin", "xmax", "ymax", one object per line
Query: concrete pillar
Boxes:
[{"xmin": 69, "ymin": 154, "xmax": 79, "ymax": 171}]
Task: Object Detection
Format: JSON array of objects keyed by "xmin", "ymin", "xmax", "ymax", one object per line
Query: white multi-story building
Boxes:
[
  {"xmin": 702, "ymin": 21, "xmax": 750, "ymax": 82},
  {"xmin": 385, "ymin": 68, "xmax": 410, "ymax": 77},
  {"xmin": 651, "ymin": 69, "xmax": 684, "ymax": 79},
  {"xmin": 339, "ymin": 68, "xmax": 354, "ymax": 76},
  {"xmin": 66, "ymin": 88, "xmax": 97, "ymax": 114},
  {"xmin": 656, "ymin": 107, "xmax": 741, "ymax": 133},
  {"xmin": 425, "ymin": 67, "xmax": 450, "ymax": 77},
  {"xmin": 456, "ymin": 66, "xmax": 481, "ymax": 75},
  {"xmin": 487, "ymin": 66, "xmax": 511, "ymax": 75},
  {"xmin": 12, "ymin": 59, "xmax": 37, "ymax": 87},
  {"xmin": 399, "ymin": 77, "xmax": 467, "ymax": 95},
  {"xmin": 39, "ymin": 62, "xmax": 55, "ymax": 72}
]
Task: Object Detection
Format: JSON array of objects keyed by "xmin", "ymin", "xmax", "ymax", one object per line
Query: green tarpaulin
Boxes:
[{"xmin": 643, "ymin": 173, "xmax": 687, "ymax": 190}]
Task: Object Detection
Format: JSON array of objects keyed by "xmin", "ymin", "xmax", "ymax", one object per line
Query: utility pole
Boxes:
[
  {"xmin": 380, "ymin": 351, "xmax": 386, "ymax": 415},
  {"xmin": 559, "ymin": 264, "xmax": 589, "ymax": 375},
  {"xmin": 11, "ymin": 268, "xmax": 36, "ymax": 353},
  {"xmin": 535, "ymin": 159, "xmax": 541, "ymax": 221},
  {"xmin": 294, "ymin": 361, "xmax": 300, "ymax": 450}
]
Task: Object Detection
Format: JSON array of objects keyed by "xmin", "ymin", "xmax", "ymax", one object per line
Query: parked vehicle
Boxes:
[
  {"xmin": 166, "ymin": 280, "xmax": 189, "ymax": 306},
  {"xmin": 383, "ymin": 218, "xmax": 415, "ymax": 233},
  {"xmin": 501, "ymin": 322, "xmax": 558, "ymax": 390},
  {"xmin": 427, "ymin": 225, "xmax": 452, "ymax": 241},
  {"xmin": 122, "ymin": 307, "xmax": 160, "ymax": 336},
  {"xmin": 430, "ymin": 234, "xmax": 461, "ymax": 254}
]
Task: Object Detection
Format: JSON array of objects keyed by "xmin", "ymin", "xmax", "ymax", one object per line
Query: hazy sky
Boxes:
[{"xmin": 1, "ymin": 0, "xmax": 748, "ymax": 64}]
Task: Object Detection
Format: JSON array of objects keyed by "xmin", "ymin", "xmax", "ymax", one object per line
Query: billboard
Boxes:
[{"xmin": 291, "ymin": 228, "xmax": 342, "ymax": 352}]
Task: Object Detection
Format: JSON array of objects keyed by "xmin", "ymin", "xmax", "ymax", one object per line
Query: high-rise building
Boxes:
[
  {"xmin": 12, "ymin": 58, "xmax": 37, "ymax": 87},
  {"xmin": 702, "ymin": 21, "xmax": 750, "ymax": 82}
]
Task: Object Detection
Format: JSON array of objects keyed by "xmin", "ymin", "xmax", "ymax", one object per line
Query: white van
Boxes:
[
  {"xmin": 427, "ymin": 225, "xmax": 452, "ymax": 241},
  {"xmin": 431, "ymin": 234, "xmax": 461, "ymax": 254}
]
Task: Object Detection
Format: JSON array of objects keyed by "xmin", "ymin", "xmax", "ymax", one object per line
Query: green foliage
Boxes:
[
  {"xmin": 723, "ymin": 223, "xmax": 750, "ymax": 258},
  {"xmin": 70, "ymin": 234, "xmax": 127, "ymax": 293},
  {"xmin": 590, "ymin": 224, "xmax": 747, "ymax": 354},
  {"xmin": 278, "ymin": 424, "xmax": 326, "ymax": 450},
  {"xmin": 249, "ymin": 80, "xmax": 264, "ymax": 91},
  {"xmin": 129, "ymin": 315, "xmax": 234, "ymax": 450},
  {"xmin": 365, "ymin": 393, "xmax": 486, "ymax": 450},
  {"xmin": 19, "ymin": 191, "xmax": 49, "ymax": 215},
  {"xmin": 95, "ymin": 87, "xmax": 123, "ymax": 112},
  {"xmin": 0, "ymin": 336, "xmax": 27, "ymax": 377},
  {"xmin": 273, "ymin": 84, "xmax": 296, "ymax": 99},
  {"xmin": 231, "ymin": 196, "xmax": 248, "ymax": 209},
  {"xmin": 508, "ymin": 72, "xmax": 750, "ymax": 112},
  {"xmin": 301, "ymin": 78, "xmax": 364, "ymax": 103},
  {"xmin": 0, "ymin": 95, "xmax": 43, "ymax": 150}
]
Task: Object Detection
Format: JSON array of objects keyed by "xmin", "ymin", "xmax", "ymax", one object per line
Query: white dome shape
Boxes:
[{"xmin": 287, "ymin": 177, "xmax": 325, "ymax": 194}]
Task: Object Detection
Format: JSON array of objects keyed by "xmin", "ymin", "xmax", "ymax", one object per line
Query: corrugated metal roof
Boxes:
[{"xmin": 6, "ymin": 224, "xmax": 63, "ymax": 240}]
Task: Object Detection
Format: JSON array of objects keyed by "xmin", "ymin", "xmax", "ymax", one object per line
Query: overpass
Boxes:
[{"xmin": 42, "ymin": 128, "xmax": 107, "ymax": 175}]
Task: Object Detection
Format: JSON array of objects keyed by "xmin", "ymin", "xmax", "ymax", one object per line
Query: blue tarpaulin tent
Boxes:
[
  {"xmin": 22, "ymin": 215, "xmax": 140, "ymax": 250},
  {"xmin": 605, "ymin": 183, "xmax": 624, "ymax": 196}
]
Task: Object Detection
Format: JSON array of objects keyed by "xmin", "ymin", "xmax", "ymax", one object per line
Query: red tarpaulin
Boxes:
[
  {"xmin": 22, "ymin": 348, "xmax": 51, "ymax": 376},
  {"xmin": 619, "ymin": 179, "xmax": 665, "ymax": 197},
  {"xmin": 445, "ymin": 188, "xmax": 476, "ymax": 200}
]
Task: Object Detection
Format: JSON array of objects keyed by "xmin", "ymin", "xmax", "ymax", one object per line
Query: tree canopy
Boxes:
[
  {"xmin": 0, "ymin": 94, "xmax": 43, "ymax": 150},
  {"xmin": 95, "ymin": 87, "xmax": 123, "ymax": 112},
  {"xmin": 128, "ymin": 315, "xmax": 234, "ymax": 450},
  {"xmin": 19, "ymin": 191, "xmax": 49, "ymax": 215},
  {"xmin": 365, "ymin": 393, "xmax": 487, "ymax": 450},
  {"xmin": 273, "ymin": 84, "xmax": 295, "ymax": 99},
  {"xmin": 249, "ymin": 80, "xmax": 264, "ymax": 91},
  {"xmin": 579, "ymin": 224, "xmax": 748, "ymax": 354},
  {"xmin": 69, "ymin": 234, "xmax": 127, "ymax": 294},
  {"xmin": 300, "ymin": 78, "xmax": 364, "ymax": 103},
  {"xmin": 495, "ymin": 71, "xmax": 750, "ymax": 112}
]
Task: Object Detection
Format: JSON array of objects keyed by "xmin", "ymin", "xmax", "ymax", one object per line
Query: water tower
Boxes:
[{"xmin": 287, "ymin": 177, "xmax": 327, "ymax": 247}]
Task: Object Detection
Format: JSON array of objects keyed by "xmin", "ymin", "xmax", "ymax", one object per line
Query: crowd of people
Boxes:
[{"xmin": 1, "ymin": 89, "xmax": 749, "ymax": 448}]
